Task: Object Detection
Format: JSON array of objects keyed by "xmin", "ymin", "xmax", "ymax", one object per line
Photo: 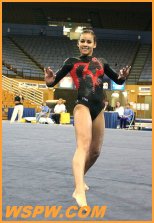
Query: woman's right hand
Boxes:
[{"xmin": 44, "ymin": 67, "xmax": 55, "ymax": 86}]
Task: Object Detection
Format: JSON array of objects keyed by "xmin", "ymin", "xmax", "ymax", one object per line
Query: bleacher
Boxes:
[
  {"xmin": 2, "ymin": 36, "xmax": 43, "ymax": 79},
  {"xmin": 139, "ymin": 46, "xmax": 152, "ymax": 82},
  {"xmin": 2, "ymin": 33, "xmax": 152, "ymax": 85},
  {"xmin": 2, "ymin": 65, "xmax": 16, "ymax": 76},
  {"xmin": 94, "ymin": 39, "xmax": 138, "ymax": 72},
  {"xmin": 10, "ymin": 35, "xmax": 76, "ymax": 72},
  {"xmin": 3, "ymin": 35, "xmax": 140, "ymax": 77}
]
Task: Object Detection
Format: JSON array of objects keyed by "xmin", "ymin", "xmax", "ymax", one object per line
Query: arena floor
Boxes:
[{"xmin": 2, "ymin": 121, "xmax": 152, "ymax": 221}]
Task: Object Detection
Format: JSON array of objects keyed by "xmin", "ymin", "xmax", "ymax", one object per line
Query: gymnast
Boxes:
[{"xmin": 44, "ymin": 29, "xmax": 131, "ymax": 208}]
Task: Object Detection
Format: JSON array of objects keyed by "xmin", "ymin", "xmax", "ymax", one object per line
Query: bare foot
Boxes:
[{"xmin": 72, "ymin": 190, "xmax": 87, "ymax": 207}]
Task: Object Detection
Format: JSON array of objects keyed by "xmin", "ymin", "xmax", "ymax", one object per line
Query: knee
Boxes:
[
  {"xmin": 76, "ymin": 132, "xmax": 91, "ymax": 147},
  {"xmin": 90, "ymin": 148, "xmax": 101, "ymax": 160},
  {"xmin": 92, "ymin": 149, "xmax": 101, "ymax": 159},
  {"xmin": 90, "ymin": 144, "xmax": 102, "ymax": 160},
  {"xmin": 77, "ymin": 139, "xmax": 91, "ymax": 153}
]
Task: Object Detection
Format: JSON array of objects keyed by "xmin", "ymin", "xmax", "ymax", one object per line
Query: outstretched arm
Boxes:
[
  {"xmin": 104, "ymin": 63, "xmax": 131, "ymax": 85},
  {"xmin": 44, "ymin": 58, "xmax": 73, "ymax": 87}
]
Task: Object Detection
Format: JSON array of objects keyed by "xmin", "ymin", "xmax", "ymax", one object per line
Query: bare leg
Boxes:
[
  {"xmin": 18, "ymin": 105, "xmax": 24, "ymax": 122},
  {"xmin": 10, "ymin": 106, "xmax": 18, "ymax": 123},
  {"xmin": 84, "ymin": 111, "xmax": 105, "ymax": 175},
  {"xmin": 72, "ymin": 104, "xmax": 92, "ymax": 207}
]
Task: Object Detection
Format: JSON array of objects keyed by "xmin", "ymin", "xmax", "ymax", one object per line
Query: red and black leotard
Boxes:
[{"xmin": 47, "ymin": 56, "xmax": 125, "ymax": 120}]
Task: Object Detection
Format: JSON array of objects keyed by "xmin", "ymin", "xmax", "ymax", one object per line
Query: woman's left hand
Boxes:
[{"xmin": 118, "ymin": 65, "xmax": 131, "ymax": 80}]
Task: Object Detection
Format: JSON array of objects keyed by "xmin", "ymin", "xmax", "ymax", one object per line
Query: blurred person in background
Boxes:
[
  {"xmin": 120, "ymin": 103, "xmax": 133, "ymax": 129},
  {"xmin": 10, "ymin": 91, "xmax": 24, "ymax": 123},
  {"xmin": 103, "ymin": 99, "xmax": 113, "ymax": 111},
  {"xmin": 36, "ymin": 102, "xmax": 50, "ymax": 123},
  {"xmin": 114, "ymin": 101, "xmax": 124, "ymax": 118},
  {"xmin": 52, "ymin": 98, "xmax": 66, "ymax": 124}
]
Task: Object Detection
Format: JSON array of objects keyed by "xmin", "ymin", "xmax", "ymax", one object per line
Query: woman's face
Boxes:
[
  {"xmin": 105, "ymin": 101, "xmax": 109, "ymax": 106},
  {"xmin": 58, "ymin": 99, "xmax": 63, "ymax": 104},
  {"xmin": 78, "ymin": 33, "xmax": 96, "ymax": 56},
  {"xmin": 116, "ymin": 102, "xmax": 120, "ymax": 107}
]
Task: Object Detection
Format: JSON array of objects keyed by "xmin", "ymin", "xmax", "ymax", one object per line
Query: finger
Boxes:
[
  {"xmin": 120, "ymin": 69, "xmax": 123, "ymax": 74},
  {"xmin": 126, "ymin": 65, "xmax": 131, "ymax": 70},
  {"xmin": 47, "ymin": 67, "xmax": 53, "ymax": 72},
  {"xmin": 126, "ymin": 66, "xmax": 131, "ymax": 74}
]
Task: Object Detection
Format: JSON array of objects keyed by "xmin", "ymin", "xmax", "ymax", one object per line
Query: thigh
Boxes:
[
  {"xmin": 73, "ymin": 104, "xmax": 92, "ymax": 148},
  {"xmin": 90, "ymin": 110, "xmax": 105, "ymax": 151},
  {"xmin": 52, "ymin": 113, "xmax": 56, "ymax": 118},
  {"xmin": 11, "ymin": 106, "xmax": 18, "ymax": 119},
  {"xmin": 18, "ymin": 105, "xmax": 23, "ymax": 114}
]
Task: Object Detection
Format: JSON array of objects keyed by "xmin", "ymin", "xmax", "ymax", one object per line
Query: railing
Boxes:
[{"xmin": 2, "ymin": 75, "xmax": 43, "ymax": 105}]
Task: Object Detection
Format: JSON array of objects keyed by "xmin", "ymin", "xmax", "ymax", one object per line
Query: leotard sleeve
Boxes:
[
  {"xmin": 47, "ymin": 58, "xmax": 73, "ymax": 87},
  {"xmin": 101, "ymin": 58, "xmax": 125, "ymax": 85}
]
